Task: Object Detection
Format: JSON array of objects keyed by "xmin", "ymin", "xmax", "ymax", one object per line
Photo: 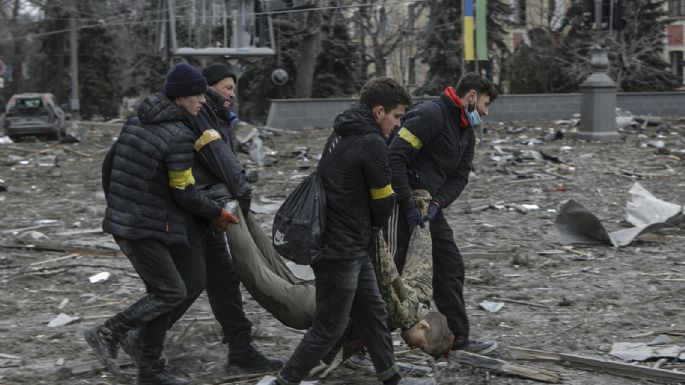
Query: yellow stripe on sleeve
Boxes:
[
  {"xmin": 370, "ymin": 184, "xmax": 394, "ymax": 200},
  {"xmin": 398, "ymin": 127, "xmax": 423, "ymax": 150},
  {"xmin": 193, "ymin": 129, "xmax": 222, "ymax": 152},
  {"xmin": 168, "ymin": 168, "xmax": 195, "ymax": 190}
]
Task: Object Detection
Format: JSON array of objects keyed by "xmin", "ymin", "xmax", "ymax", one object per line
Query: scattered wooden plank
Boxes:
[
  {"xmin": 457, "ymin": 351, "xmax": 561, "ymax": 383},
  {"xmin": 0, "ymin": 353, "xmax": 21, "ymax": 360},
  {"xmin": 507, "ymin": 346, "xmax": 685, "ymax": 383}
]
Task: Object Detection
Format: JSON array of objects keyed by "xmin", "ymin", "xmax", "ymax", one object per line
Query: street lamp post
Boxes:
[{"xmin": 576, "ymin": 0, "xmax": 619, "ymax": 142}]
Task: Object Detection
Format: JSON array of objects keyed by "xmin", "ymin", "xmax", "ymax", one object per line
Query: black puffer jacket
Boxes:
[
  {"xmin": 388, "ymin": 92, "xmax": 475, "ymax": 211},
  {"xmin": 190, "ymin": 87, "xmax": 251, "ymax": 201},
  {"xmin": 319, "ymin": 103, "xmax": 395, "ymax": 260},
  {"xmin": 102, "ymin": 92, "xmax": 222, "ymax": 245}
]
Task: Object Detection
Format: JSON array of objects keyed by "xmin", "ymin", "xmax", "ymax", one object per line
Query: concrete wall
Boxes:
[{"xmin": 265, "ymin": 92, "xmax": 685, "ymax": 129}]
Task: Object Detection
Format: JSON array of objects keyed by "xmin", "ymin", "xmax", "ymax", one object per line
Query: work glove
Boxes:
[
  {"xmin": 423, "ymin": 201, "xmax": 440, "ymax": 222},
  {"xmin": 228, "ymin": 111, "xmax": 238, "ymax": 124},
  {"xmin": 404, "ymin": 206, "xmax": 424, "ymax": 234},
  {"xmin": 211, "ymin": 208, "xmax": 239, "ymax": 232}
]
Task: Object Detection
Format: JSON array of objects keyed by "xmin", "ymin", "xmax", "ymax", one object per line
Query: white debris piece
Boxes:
[
  {"xmin": 88, "ymin": 272, "xmax": 111, "ymax": 283},
  {"xmin": 47, "ymin": 313, "xmax": 80, "ymax": 327}
]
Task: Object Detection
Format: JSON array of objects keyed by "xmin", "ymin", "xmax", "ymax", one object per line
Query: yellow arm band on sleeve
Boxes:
[
  {"xmin": 193, "ymin": 129, "xmax": 222, "ymax": 152},
  {"xmin": 168, "ymin": 168, "xmax": 195, "ymax": 190},
  {"xmin": 370, "ymin": 184, "xmax": 394, "ymax": 200},
  {"xmin": 398, "ymin": 127, "xmax": 423, "ymax": 150}
]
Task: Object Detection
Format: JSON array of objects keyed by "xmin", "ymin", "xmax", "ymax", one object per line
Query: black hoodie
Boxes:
[
  {"xmin": 102, "ymin": 92, "xmax": 222, "ymax": 246},
  {"xmin": 319, "ymin": 103, "xmax": 395, "ymax": 260}
]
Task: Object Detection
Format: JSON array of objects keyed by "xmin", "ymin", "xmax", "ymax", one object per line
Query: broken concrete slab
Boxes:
[{"xmin": 609, "ymin": 342, "xmax": 685, "ymax": 361}]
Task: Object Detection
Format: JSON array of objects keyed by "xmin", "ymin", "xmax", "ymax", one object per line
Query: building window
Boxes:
[
  {"xmin": 670, "ymin": 0, "xmax": 685, "ymax": 16},
  {"xmin": 668, "ymin": 24, "xmax": 684, "ymax": 46},
  {"xmin": 510, "ymin": 0, "xmax": 527, "ymax": 25}
]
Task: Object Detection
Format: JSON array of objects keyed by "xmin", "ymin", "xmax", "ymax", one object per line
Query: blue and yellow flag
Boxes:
[{"xmin": 463, "ymin": 0, "xmax": 474, "ymax": 61}]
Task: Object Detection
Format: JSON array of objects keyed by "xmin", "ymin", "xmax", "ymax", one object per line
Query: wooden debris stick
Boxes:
[
  {"xmin": 0, "ymin": 243, "xmax": 118, "ymax": 257},
  {"xmin": 457, "ymin": 351, "xmax": 561, "ymax": 383},
  {"xmin": 0, "ymin": 353, "xmax": 21, "ymax": 360},
  {"xmin": 506, "ymin": 346, "xmax": 685, "ymax": 383},
  {"xmin": 28, "ymin": 253, "xmax": 81, "ymax": 267},
  {"xmin": 1, "ymin": 223, "xmax": 62, "ymax": 234},
  {"xmin": 61, "ymin": 147, "xmax": 93, "ymax": 157},
  {"xmin": 491, "ymin": 297, "xmax": 552, "ymax": 308},
  {"xmin": 543, "ymin": 170, "xmax": 574, "ymax": 181},
  {"xmin": 214, "ymin": 372, "xmax": 277, "ymax": 384}
]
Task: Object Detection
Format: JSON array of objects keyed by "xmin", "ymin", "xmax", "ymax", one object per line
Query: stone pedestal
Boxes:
[{"xmin": 577, "ymin": 47, "xmax": 620, "ymax": 142}]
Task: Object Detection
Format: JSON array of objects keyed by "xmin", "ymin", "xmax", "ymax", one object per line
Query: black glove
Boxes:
[
  {"xmin": 423, "ymin": 201, "xmax": 440, "ymax": 222},
  {"xmin": 238, "ymin": 197, "xmax": 251, "ymax": 216},
  {"xmin": 404, "ymin": 206, "xmax": 424, "ymax": 234}
]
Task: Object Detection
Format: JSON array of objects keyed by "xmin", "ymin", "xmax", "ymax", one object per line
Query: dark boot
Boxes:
[
  {"xmin": 83, "ymin": 325, "xmax": 121, "ymax": 376},
  {"xmin": 121, "ymin": 329, "xmax": 142, "ymax": 368},
  {"xmin": 137, "ymin": 346, "xmax": 188, "ymax": 385},
  {"xmin": 137, "ymin": 365, "xmax": 190, "ymax": 385},
  {"xmin": 226, "ymin": 332, "xmax": 283, "ymax": 374}
]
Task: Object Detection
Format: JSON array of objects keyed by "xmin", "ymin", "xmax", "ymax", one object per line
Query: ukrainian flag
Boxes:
[{"xmin": 463, "ymin": 0, "xmax": 475, "ymax": 61}]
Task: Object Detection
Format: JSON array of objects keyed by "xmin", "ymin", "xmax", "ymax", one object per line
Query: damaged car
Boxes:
[{"xmin": 3, "ymin": 93, "xmax": 66, "ymax": 140}]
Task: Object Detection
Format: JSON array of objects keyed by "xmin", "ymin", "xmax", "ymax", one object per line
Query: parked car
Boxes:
[{"xmin": 3, "ymin": 93, "xmax": 66, "ymax": 140}]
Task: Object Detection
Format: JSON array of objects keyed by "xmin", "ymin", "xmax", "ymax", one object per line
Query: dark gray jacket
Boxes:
[
  {"xmin": 102, "ymin": 92, "xmax": 222, "ymax": 245},
  {"xmin": 190, "ymin": 87, "xmax": 251, "ymax": 201}
]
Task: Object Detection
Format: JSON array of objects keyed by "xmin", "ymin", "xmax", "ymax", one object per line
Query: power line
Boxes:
[{"xmin": 0, "ymin": 0, "xmax": 429, "ymax": 43}]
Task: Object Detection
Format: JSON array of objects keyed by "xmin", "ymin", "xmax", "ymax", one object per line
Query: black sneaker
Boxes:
[
  {"xmin": 83, "ymin": 326, "xmax": 122, "ymax": 375},
  {"xmin": 343, "ymin": 352, "xmax": 374, "ymax": 373},
  {"xmin": 226, "ymin": 334, "xmax": 282, "ymax": 374},
  {"xmin": 137, "ymin": 367, "xmax": 190, "ymax": 385},
  {"xmin": 453, "ymin": 339, "xmax": 498, "ymax": 355}
]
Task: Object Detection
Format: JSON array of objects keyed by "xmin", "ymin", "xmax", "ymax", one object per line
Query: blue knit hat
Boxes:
[{"xmin": 164, "ymin": 63, "xmax": 207, "ymax": 99}]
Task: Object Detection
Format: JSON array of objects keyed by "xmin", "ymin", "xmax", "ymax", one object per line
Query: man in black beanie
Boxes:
[
  {"xmin": 167, "ymin": 62, "xmax": 282, "ymax": 374},
  {"xmin": 201, "ymin": 63, "xmax": 240, "ymax": 152},
  {"xmin": 85, "ymin": 62, "xmax": 238, "ymax": 385}
]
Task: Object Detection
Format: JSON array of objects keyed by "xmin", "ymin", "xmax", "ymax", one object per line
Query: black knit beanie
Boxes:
[
  {"xmin": 164, "ymin": 63, "xmax": 207, "ymax": 99},
  {"xmin": 202, "ymin": 64, "xmax": 237, "ymax": 86}
]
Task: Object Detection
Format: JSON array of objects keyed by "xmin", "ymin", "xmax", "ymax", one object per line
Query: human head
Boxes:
[
  {"xmin": 164, "ymin": 62, "xmax": 207, "ymax": 116},
  {"xmin": 360, "ymin": 77, "xmax": 411, "ymax": 139},
  {"xmin": 455, "ymin": 72, "xmax": 498, "ymax": 118},
  {"xmin": 401, "ymin": 312, "xmax": 454, "ymax": 358},
  {"xmin": 202, "ymin": 63, "xmax": 237, "ymax": 108}
]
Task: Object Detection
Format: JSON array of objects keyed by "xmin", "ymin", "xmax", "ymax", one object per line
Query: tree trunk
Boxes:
[{"xmin": 294, "ymin": 10, "xmax": 321, "ymax": 98}]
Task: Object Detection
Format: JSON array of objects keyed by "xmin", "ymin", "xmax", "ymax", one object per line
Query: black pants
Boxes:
[
  {"xmin": 106, "ymin": 235, "xmax": 205, "ymax": 364},
  {"xmin": 389, "ymin": 205, "xmax": 469, "ymax": 343},
  {"xmin": 166, "ymin": 223, "xmax": 252, "ymax": 344},
  {"xmin": 279, "ymin": 257, "xmax": 398, "ymax": 383}
]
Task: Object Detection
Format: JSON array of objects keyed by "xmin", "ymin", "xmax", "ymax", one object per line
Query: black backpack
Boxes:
[{"xmin": 272, "ymin": 133, "xmax": 355, "ymax": 265}]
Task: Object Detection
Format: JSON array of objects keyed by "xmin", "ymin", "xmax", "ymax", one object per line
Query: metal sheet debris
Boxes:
[{"xmin": 555, "ymin": 183, "xmax": 683, "ymax": 247}]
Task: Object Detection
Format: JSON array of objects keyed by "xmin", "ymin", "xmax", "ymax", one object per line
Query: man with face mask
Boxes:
[{"xmin": 386, "ymin": 72, "xmax": 498, "ymax": 355}]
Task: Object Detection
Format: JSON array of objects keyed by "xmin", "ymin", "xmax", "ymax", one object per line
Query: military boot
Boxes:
[
  {"xmin": 137, "ymin": 346, "xmax": 189, "ymax": 385},
  {"xmin": 83, "ymin": 325, "xmax": 121, "ymax": 375},
  {"xmin": 137, "ymin": 365, "xmax": 190, "ymax": 385},
  {"xmin": 226, "ymin": 332, "xmax": 283, "ymax": 374}
]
